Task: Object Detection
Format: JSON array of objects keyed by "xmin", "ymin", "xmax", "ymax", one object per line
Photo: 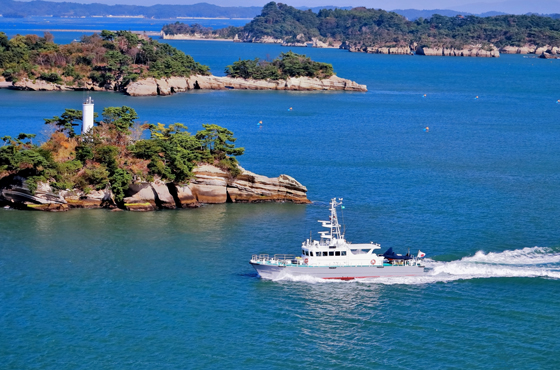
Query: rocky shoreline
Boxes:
[
  {"xmin": 8, "ymin": 74, "xmax": 367, "ymax": 96},
  {"xmin": 0, "ymin": 165, "xmax": 311, "ymax": 212},
  {"xmin": 416, "ymin": 45, "xmax": 500, "ymax": 57},
  {"xmin": 161, "ymin": 32, "xmax": 560, "ymax": 59}
]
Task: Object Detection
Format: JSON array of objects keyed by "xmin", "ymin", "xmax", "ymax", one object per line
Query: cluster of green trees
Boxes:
[
  {"xmin": 161, "ymin": 22, "xmax": 241, "ymax": 40},
  {"xmin": 162, "ymin": 22, "xmax": 215, "ymax": 36},
  {"xmin": 0, "ymin": 107, "xmax": 244, "ymax": 204},
  {"xmin": 0, "ymin": 30, "xmax": 209, "ymax": 88},
  {"xmin": 214, "ymin": 2, "xmax": 560, "ymax": 49},
  {"xmin": 225, "ymin": 51, "xmax": 334, "ymax": 80}
]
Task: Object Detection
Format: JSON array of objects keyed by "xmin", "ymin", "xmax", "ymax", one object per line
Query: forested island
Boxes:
[
  {"xmin": 0, "ymin": 107, "xmax": 310, "ymax": 211},
  {"xmin": 0, "ymin": 30, "xmax": 208, "ymax": 90},
  {"xmin": 0, "ymin": 30, "xmax": 366, "ymax": 94},
  {"xmin": 225, "ymin": 51, "xmax": 333, "ymax": 80},
  {"xmin": 162, "ymin": 2, "xmax": 560, "ymax": 57}
]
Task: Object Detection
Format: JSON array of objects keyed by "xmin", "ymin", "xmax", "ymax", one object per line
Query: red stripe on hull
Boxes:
[
  {"xmin": 323, "ymin": 274, "xmax": 420, "ymax": 280},
  {"xmin": 323, "ymin": 276, "xmax": 381, "ymax": 280}
]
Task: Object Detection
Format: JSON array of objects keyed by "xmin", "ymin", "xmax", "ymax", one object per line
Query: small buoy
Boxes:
[
  {"xmin": 423, "ymin": 94, "xmax": 426, "ymax": 97},
  {"xmin": 424, "ymin": 127, "xmax": 429, "ymax": 132},
  {"xmin": 475, "ymin": 96, "xmax": 479, "ymax": 99}
]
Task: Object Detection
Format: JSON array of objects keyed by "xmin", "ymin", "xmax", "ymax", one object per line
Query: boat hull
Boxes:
[{"xmin": 250, "ymin": 263, "xmax": 427, "ymax": 280}]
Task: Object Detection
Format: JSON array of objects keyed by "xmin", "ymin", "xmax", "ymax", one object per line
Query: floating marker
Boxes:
[
  {"xmin": 475, "ymin": 96, "xmax": 479, "ymax": 99},
  {"xmin": 423, "ymin": 94, "xmax": 427, "ymax": 97},
  {"xmin": 424, "ymin": 126, "xmax": 429, "ymax": 132}
]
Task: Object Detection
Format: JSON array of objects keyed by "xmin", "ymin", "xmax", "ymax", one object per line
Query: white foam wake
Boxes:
[
  {"xmin": 460, "ymin": 246, "xmax": 560, "ymax": 265},
  {"xmin": 274, "ymin": 246, "xmax": 560, "ymax": 285}
]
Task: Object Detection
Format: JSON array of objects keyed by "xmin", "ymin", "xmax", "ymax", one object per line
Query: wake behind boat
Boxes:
[{"xmin": 250, "ymin": 198, "xmax": 428, "ymax": 280}]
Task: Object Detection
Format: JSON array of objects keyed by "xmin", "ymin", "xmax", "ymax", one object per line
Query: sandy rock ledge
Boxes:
[
  {"xmin": 125, "ymin": 75, "xmax": 367, "ymax": 96},
  {"xmin": 0, "ymin": 165, "xmax": 311, "ymax": 212}
]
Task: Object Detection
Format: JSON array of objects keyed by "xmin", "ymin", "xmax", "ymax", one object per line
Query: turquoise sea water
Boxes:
[{"xmin": 2, "ymin": 25, "xmax": 560, "ymax": 369}]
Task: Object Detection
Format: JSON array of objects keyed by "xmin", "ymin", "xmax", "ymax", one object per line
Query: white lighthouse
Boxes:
[{"xmin": 82, "ymin": 96, "xmax": 94, "ymax": 134}]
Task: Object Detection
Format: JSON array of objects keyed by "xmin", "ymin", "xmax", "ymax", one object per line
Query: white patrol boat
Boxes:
[{"xmin": 250, "ymin": 198, "xmax": 427, "ymax": 280}]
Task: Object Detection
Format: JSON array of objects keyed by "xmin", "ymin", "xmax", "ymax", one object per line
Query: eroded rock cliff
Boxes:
[
  {"xmin": 0, "ymin": 165, "xmax": 311, "ymax": 212},
  {"xmin": 125, "ymin": 75, "xmax": 367, "ymax": 96},
  {"xmin": 500, "ymin": 45, "xmax": 560, "ymax": 55},
  {"xmin": 11, "ymin": 74, "xmax": 366, "ymax": 95},
  {"xmin": 416, "ymin": 45, "xmax": 500, "ymax": 57}
]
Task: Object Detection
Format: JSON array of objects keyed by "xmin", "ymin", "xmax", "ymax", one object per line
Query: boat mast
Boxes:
[{"xmin": 319, "ymin": 198, "xmax": 344, "ymax": 242}]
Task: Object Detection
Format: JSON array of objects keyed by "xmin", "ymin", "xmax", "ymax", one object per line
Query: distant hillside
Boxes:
[
  {"xmin": 296, "ymin": 6, "xmax": 352, "ymax": 13},
  {"xmin": 0, "ymin": 0, "xmax": 558, "ymax": 21},
  {"xmin": 0, "ymin": 0, "xmax": 261, "ymax": 18},
  {"xmin": 392, "ymin": 9, "xmax": 560, "ymax": 21},
  {"xmin": 391, "ymin": 9, "xmax": 508, "ymax": 20},
  {"xmin": 228, "ymin": 2, "xmax": 560, "ymax": 50}
]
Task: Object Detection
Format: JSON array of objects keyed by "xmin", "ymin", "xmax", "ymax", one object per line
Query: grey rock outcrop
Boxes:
[
  {"xmin": 366, "ymin": 46, "xmax": 413, "ymax": 55},
  {"xmin": 125, "ymin": 78, "xmax": 159, "ymax": 96},
  {"xmin": 416, "ymin": 45, "xmax": 500, "ymax": 57},
  {"xmin": 10, "ymin": 72, "xmax": 366, "ymax": 96},
  {"xmin": 125, "ymin": 75, "xmax": 367, "ymax": 96},
  {"xmin": 499, "ymin": 44, "xmax": 560, "ymax": 55},
  {"xmin": 340, "ymin": 42, "xmax": 414, "ymax": 55},
  {"xmin": 120, "ymin": 165, "xmax": 310, "ymax": 210},
  {"xmin": 13, "ymin": 79, "xmax": 72, "ymax": 91},
  {"xmin": 1, "ymin": 165, "xmax": 310, "ymax": 212}
]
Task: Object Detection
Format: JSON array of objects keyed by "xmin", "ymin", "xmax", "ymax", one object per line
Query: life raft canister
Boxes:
[{"xmin": 370, "ymin": 259, "xmax": 376, "ymax": 265}]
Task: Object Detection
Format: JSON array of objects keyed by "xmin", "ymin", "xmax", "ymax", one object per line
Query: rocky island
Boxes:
[
  {"xmin": 0, "ymin": 106, "xmax": 310, "ymax": 212},
  {"xmin": 161, "ymin": 2, "xmax": 560, "ymax": 59},
  {"xmin": 0, "ymin": 30, "xmax": 366, "ymax": 96}
]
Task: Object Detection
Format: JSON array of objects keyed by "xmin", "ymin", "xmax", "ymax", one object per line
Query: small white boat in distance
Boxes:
[{"xmin": 250, "ymin": 198, "xmax": 428, "ymax": 280}]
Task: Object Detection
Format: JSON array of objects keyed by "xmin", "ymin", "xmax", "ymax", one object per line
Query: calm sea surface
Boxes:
[{"xmin": 1, "ymin": 19, "xmax": 560, "ymax": 369}]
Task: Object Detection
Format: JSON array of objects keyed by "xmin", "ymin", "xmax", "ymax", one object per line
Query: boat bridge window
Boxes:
[
  {"xmin": 335, "ymin": 251, "xmax": 341, "ymax": 256},
  {"xmin": 329, "ymin": 251, "xmax": 334, "ymax": 256},
  {"xmin": 310, "ymin": 252, "xmax": 314, "ymax": 256},
  {"xmin": 322, "ymin": 252, "xmax": 328, "ymax": 256},
  {"xmin": 342, "ymin": 251, "xmax": 346, "ymax": 256},
  {"xmin": 350, "ymin": 249, "xmax": 371, "ymax": 255}
]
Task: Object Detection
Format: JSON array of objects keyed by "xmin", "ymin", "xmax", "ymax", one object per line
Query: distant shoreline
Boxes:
[
  {"xmin": 18, "ymin": 29, "xmax": 239, "ymax": 41},
  {"xmin": 0, "ymin": 15, "xmax": 252, "ymax": 20},
  {"xmin": 22, "ymin": 29, "xmax": 161, "ymax": 36}
]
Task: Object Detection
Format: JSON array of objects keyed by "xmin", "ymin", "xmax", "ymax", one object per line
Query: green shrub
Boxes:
[
  {"xmin": 39, "ymin": 72, "xmax": 62, "ymax": 84},
  {"xmin": 226, "ymin": 51, "xmax": 333, "ymax": 80}
]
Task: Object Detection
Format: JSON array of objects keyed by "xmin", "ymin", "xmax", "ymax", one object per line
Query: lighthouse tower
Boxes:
[{"xmin": 82, "ymin": 96, "xmax": 94, "ymax": 134}]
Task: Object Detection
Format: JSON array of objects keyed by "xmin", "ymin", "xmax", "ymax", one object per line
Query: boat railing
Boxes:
[
  {"xmin": 252, "ymin": 254, "xmax": 271, "ymax": 261},
  {"xmin": 251, "ymin": 254, "xmax": 297, "ymax": 264},
  {"xmin": 273, "ymin": 254, "xmax": 295, "ymax": 261}
]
